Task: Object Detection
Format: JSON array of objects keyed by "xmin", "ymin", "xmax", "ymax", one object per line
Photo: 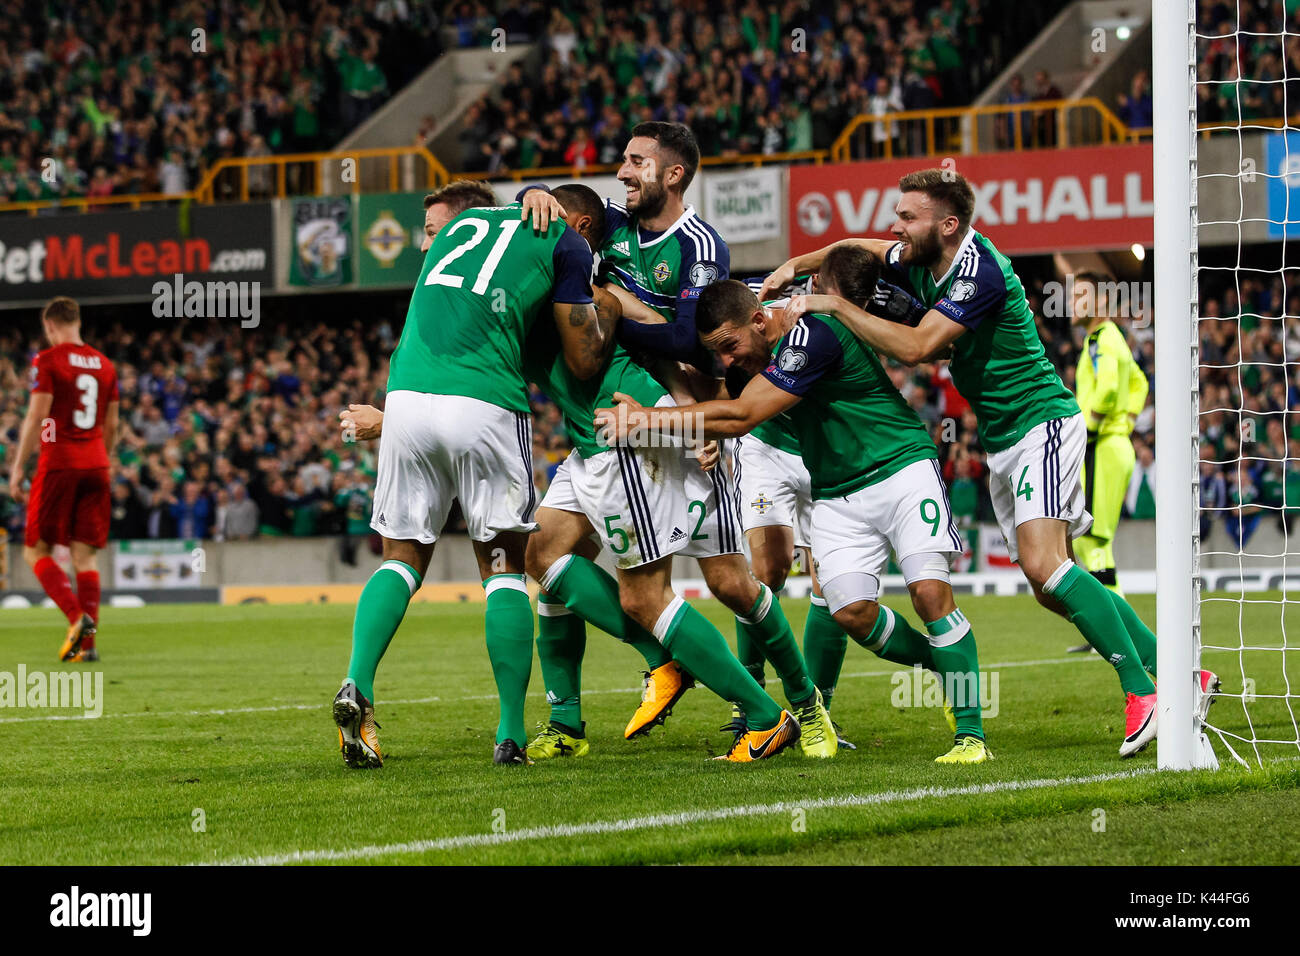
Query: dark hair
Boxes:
[
  {"xmin": 696, "ymin": 279, "xmax": 758, "ymax": 335},
  {"xmin": 631, "ymin": 121, "xmax": 701, "ymax": 192},
  {"xmin": 423, "ymin": 179, "xmax": 497, "ymax": 213},
  {"xmin": 819, "ymin": 244, "xmax": 883, "ymax": 308},
  {"xmin": 42, "ymin": 296, "xmax": 80, "ymax": 325},
  {"xmin": 898, "ymin": 168, "xmax": 976, "ymax": 230},
  {"xmin": 1073, "ymin": 270, "xmax": 1114, "ymax": 286},
  {"xmin": 551, "ymin": 183, "xmax": 606, "ymax": 239}
]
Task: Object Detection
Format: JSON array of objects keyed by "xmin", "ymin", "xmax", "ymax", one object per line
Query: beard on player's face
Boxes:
[
  {"xmin": 625, "ymin": 174, "xmax": 668, "ymax": 218},
  {"xmin": 899, "ymin": 222, "xmax": 944, "ymax": 268},
  {"xmin": 734, "ymin": 325, "xmax": 771, "ymax": 375}
]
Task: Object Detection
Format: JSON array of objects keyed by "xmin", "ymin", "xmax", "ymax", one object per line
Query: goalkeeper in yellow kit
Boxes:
[{"xmin": 1068, "ymin": 272, "xmax": 1148, "ymax": 652}]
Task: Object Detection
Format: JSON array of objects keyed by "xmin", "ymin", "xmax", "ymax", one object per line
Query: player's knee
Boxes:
[
  {"xmin": 908, "ymin": 579, "xmax": 953, "ymax": 623},
  {"xmin": 832, "ymin": 600, "xmax": 879, "ymax": 642},
  {"xmin": 706, "ymin": 563, "xmax": 759, "ymax": 616},
  {"xmin": 748, "ymin": 552, "xmax": 790, "ymax": 593},
  {"xmin": 1018, "ymin": 553, "xmax": 1060, "ymax": 591},
  {"xmin": 523, "ymin": 537, "xmax": 554, "ymax": 583},
  {"xmin": 22, "ymin": 545, "xmax": 47, "ymax": 568},
  {"xmin": 618, "ymin": 588, "xmax": 659, "ymax": 632}
]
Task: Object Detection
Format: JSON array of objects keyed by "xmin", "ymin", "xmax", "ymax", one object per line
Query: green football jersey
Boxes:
[
  {"xmin": 599, "ymin": 201, "xmax": 729, "ymax": 363},
  {"xmin": 523, "ymin": 331, "xmax": 666, "ymax": 460},
  {"xmin": 750, "ymin": 409, "xmax": 801, "ymax": 456},
  {"xmin": 884, "ymin": 230, "xmax": 1079, "ymax": 452},
  {"xmin": 762, "ymin": 313, "xmax": 937, "ymax": 499},
  {"xmin": 387, "ymin": 204, "xmax": 595, "ymax": 413}
]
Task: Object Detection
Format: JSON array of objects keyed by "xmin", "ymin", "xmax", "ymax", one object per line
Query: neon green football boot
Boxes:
[
  {"xmin": 526, "ymin": 722, "xmax": 590, "ymax": 760},
  {"xmin": 934, "ymin": 735, "xmax": 991, "ymax": 764}
]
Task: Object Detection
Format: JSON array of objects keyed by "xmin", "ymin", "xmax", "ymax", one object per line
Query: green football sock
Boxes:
[
  {"xmin": 803, "ymin": 595, "xmax": 848, "ymax": 708},
  {"xmin": 857, "ymin": 603, "xmax": 936, "ymax": 670},
  {"xmin": 537, "ymin": 591, "xmax": 586, "ymax": 730},
  {"xmin": 539, "ymin": 554, "xmax": 671, "ymax": 669},
  {"xmin": 346, "ymin": 559, "xmax": 421, "ymax": 702},
  {"xmin": 1044, "ymin": 562, "xmax": 1155, "ymax": 696},
  {"xmin": 1106, "ymin": 589, "xmax": 1158, "ymax": 675},
  {"xmin": 484, "ymin": 574, "xmax": 533, "ymax": 746},
  {"xmin": 737, "ymin": 584, "xmax": 814, "ymax": 706},
  {"xmin": 734, "ymin": 622, "xmax": 767, "ymax": 686},
  {"xmin": 927, "ymin": 610, "xmax": 984, "ymax": 739},
  {"xmin": 658, "ymin": 597, "xmax": 784, "ymax": 730}
]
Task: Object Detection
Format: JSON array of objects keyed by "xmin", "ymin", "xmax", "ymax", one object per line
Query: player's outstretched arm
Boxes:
[
  {"xmin": 789, "ymin": 293, "xmax": 964, "ymax": 366},
  {"xmin": 601, "ymin": 282, "xmax": 666, "ymax": 324},
  {"xmin": 594, "ymin": 376, "xmax": 799, "ymax": 444},
  {"xmin": 760, "ymin": 238, "xmax": 893, "ymax": 300},
  {"xmin": 8, "ymin": 390, "xmax": 52, "ymax": 503}
]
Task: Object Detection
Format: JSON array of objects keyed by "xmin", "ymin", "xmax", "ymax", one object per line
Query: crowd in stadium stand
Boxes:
[
  {"xmin": 3, "ymin": 273, "xmax": 1295, "ymax": 552},
  {"xmin": 1197, "ymin": 0, "xmax": 1300, "ymax": 124},
  {"xmin": 456, "ymin": 0, "xmax": 1054, "ymax": 172},
  {"xmin": 0, "ymin": 0, "xmax": 442, "ymax": 205}
]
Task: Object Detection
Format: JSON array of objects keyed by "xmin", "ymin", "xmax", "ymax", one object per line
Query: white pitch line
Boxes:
[
  {"xmin": 0, "ymin": 654, "xmax": 1100, "ymax": 724},
  {"xmin": 210, "ymin": 767, "xmax": 1159, "ymax": 866}
]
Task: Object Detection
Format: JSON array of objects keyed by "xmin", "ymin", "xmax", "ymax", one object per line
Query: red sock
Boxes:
[
  {"xmin": 33, "ymin": 557, "xmax": 82, "ymax": 625},
  {"xmin": 76, "ymin": 571, "xmax": 100, "ymax": 646}
]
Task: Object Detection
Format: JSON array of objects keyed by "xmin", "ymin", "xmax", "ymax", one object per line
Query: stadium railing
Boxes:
[
  {"xmin": 0, "ymin": 145, "xmax": 451, "ymax": 215},
  {"xmin": 831, "ymin": 97, "xmax": 1130, "ymax": 161},
  {"xmin": 456, "ymin": 149, "xmax": 831, "ymax": 183}
]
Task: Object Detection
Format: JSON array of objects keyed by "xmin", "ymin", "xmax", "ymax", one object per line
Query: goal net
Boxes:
[{"xmin": 1156, "ymin": 0, "xmax": 1300, "ymax": 768}]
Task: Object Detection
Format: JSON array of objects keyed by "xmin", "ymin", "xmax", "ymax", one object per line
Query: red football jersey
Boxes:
[{"xmin": 30, "ymin": 342, "xmax": 119, "ymax": 471}]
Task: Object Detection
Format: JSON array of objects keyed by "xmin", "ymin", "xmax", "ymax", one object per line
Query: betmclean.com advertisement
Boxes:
[
  {"xmin": 0, "ymin": 203, "xmax": 274, "ymax": 306},
  {"xmin": 788, "ymin": 144, "xmax": 1154, "ymax": 256}
]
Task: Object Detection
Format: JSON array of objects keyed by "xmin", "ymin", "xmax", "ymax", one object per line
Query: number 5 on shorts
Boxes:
[{"xmin": 604, "ymin": 515, "xmax": 629, "ymax": 554}]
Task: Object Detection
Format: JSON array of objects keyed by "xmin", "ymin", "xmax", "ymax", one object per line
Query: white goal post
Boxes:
[{"xmin": 1153, "ymin": 0, "xmax": 1211, "ymax": 770}]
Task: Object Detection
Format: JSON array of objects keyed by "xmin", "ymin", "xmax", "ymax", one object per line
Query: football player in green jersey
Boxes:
[
  {"xmin": 521, "ymin": 124, "xmax": 834, "ymax": 758},
  {"xmin": 597, "ymin": 271, "xmax": 992, "ymax": 764},
  {"xmin": 332, "ymin": 181, "xmax": 617, "ymax": 768},
  {"xmin": 768, "ymin": 168, "xmax": 1214, "ymax": 757},
  {"xmin": 339, "ymin": 183, "xmax": 808, "ymax": 763}
]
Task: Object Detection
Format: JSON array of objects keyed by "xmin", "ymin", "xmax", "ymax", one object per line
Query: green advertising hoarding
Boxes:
[{"xmin": 357, "ymin": 192, "xmax": 429, "ymax": 288}]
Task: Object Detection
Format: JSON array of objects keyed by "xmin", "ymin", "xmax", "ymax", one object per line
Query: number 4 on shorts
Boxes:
[{"xmin": 1016, "ymin": 466, "xmax": 1034, "ymax": 502}]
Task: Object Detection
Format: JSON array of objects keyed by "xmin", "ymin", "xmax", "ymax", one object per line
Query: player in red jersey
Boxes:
[{"xmin": 8, "ymin": 297, "xmax": 119, "ymax": 661}]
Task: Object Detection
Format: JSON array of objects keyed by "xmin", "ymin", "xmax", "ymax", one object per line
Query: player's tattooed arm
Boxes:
[{"xmin": 555, "ymin": 300, "xmax": 613, "ymax": 381}]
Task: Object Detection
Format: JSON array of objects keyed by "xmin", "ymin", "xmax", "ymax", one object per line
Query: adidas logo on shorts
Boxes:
[
  {"xmin": 377, "ymin": 513, "xmax": 387, "ymax": 525},
  {"xmin": 669, "ymin": 527, "xmax": 686, "ymax": 542}
]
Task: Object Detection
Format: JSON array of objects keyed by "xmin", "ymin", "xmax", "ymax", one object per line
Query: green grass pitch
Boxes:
[{"xmin": 2, "ymin": 592, "xmax": 1298, "ymax": 865}]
